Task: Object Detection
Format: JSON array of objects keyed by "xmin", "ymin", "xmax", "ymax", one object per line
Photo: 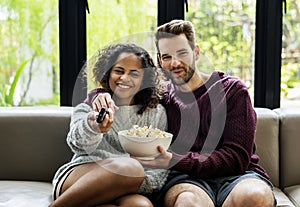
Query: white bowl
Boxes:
[{"xmin": 118, "ymin": 130, "xmax": 173, "ymax": 159}]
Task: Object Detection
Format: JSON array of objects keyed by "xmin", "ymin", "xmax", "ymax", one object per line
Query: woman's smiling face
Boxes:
[{"xmin": 109, "ymin": 53, "xmax": 144, "ymax": 105}]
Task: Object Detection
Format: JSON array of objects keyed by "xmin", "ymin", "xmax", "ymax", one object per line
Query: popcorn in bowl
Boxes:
[
  {"xmin": 118, "ymin": 125, "xmax": 173, "ymax": 159},
  {"xmin": 125, "ymin": 125, "xmax": 169, "ymax": 138}
]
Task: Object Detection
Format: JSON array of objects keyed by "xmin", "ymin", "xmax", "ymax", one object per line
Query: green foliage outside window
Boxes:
[
  {"xmin": 0, "ymin": 0, "xmax": 59, "ymax": 106},
  {"xmin": 86, "ymin": 0, "xmax": 157, "ymax": 90},
  {"xmin": 281, "ymin": 0, "xmax": 300, "ymax": 98},
  {"xmin": 187, "ymin": 0, "xmax": 300, "ymax": 99},
  {"xmin": 1, "ymin": 0, "xmax": 299, "ymax": 106},
  {"xmin": 187, "ymin": 0, "xmax": 256, "ymax": 90}
]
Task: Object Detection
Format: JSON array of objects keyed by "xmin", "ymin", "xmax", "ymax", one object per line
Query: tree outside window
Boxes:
[{"xmin": 0, "ymin": 0, "xmax": 59, "ymax": 106}]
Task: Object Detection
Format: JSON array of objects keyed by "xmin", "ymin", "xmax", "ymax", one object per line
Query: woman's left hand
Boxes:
[{"xmin": 135, "ymin": 146, "xmax": 172, "ymax": 169}]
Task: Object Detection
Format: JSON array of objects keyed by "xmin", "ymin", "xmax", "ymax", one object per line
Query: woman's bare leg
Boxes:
[
  {"xmin": 115, "ymin": 194, "xmax": 153, "ymax": 207},
  {"xmin": 49, "ymin": 157, "xmax": 145, "ymax": 207},
  {"xmin": 97, "ymin": 194, "xmax": 153, "ymax": 207}
]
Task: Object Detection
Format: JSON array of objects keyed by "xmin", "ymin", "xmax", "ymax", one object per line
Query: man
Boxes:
[{"xmin": 94, "ymin": 20, "xmax": 276, "ymax": 207}]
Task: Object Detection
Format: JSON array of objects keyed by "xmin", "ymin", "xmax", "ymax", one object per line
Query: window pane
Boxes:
[
  {"xmin": 281, "ymin": 0, "xmax": 300, "ymax": 108},
  {"xmin": 186, "ymin": 0, "xmax": 256, "ymax": 101},
  {"xmin": 86, "ymin": 0, "xmax": 157, "ymax": 90},
  {"xmin": 0, "ymin": 0, "xmax": 59, "ymax": 106}
]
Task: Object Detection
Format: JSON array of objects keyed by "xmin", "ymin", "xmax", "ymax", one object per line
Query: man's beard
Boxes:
[{"xmin": 168, "ymin": 65, "xmax": 195, "ymax": 86}]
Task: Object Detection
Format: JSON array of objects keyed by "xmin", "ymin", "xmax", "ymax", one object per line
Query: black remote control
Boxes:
[{"xmin": 96, "ymin": 108, "xmax": 109, "ymax": 123}]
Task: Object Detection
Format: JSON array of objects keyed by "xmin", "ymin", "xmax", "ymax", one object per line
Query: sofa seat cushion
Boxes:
[
  {"xmin": 0, "ymin": 181, "xmax": 52, "ymax": 207},
  {"xmin": 284, "ymin": 185, "xmax": 300, "ymax": 207},
  {"xmin": 273, "ymin": 187, "xmax": 296, "ymax": 207}
]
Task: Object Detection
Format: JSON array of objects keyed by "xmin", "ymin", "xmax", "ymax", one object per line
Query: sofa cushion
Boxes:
[
  {"xmin": 274, "ymin": 108, "xmax": 300, "ymax": 189},
  {"xmin": 254, "ymin": 108, "xmax": 280, "ymax": 187},
  {"xmin": 284, "ymin": 185, "xmax": 300, "ymax": 207},
  {"xmin": 0, "ymin": 107, "xmax": 73, "ymax": 182},
  {"xmin": 0, "ymin": 181, "xmax": 52, "ymax": 207},
  {"xmin": 254, "ymin": 108, "xmax": 296, "ymax": 206},
  {"xmin": 274, "ymin": 187, "xmax": 297, "ymax": 207}
]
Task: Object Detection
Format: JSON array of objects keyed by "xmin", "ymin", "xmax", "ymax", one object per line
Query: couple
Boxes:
[{"xmin": 49, "ymin": 20, "xmax": 276, "ymax": 207}]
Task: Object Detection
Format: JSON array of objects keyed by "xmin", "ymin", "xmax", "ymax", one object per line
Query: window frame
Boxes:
[
  {"xmin": 254, "ymin": 0, "xmax": 283, "ymax": 109},
  {"xmin": 59, "ymin": 0, "xmax": 87, "ymax": 106}
]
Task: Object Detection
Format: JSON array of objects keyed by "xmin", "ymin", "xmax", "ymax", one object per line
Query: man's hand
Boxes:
[
  {"xmin": 93, "ymin": 93, "xmax": 119, "ymax": 112},
  {"xmin": 136, "ymin": 146, "xmax": 172, "ymax": 169}
]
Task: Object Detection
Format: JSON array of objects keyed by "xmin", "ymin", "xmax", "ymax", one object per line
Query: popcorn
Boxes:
[{"xmin": 125, "ymin": 125, "xmax": 168, "ymax": 138}]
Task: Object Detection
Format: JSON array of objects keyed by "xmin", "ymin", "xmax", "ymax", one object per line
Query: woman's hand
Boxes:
[
  {"xmin": 89, "ymin": 93, "xmax": 117, "ymax": 133},
  {"xmin": 92, "ymin": 93, "xmax": 119, "ymax": 112},
  {"xmin": 88, "ymin": 108, "xmax": 114, "ymax": 133},
  {"xmin": 136, "ymin": 146, "xmax": 172, "ymax": 169}
]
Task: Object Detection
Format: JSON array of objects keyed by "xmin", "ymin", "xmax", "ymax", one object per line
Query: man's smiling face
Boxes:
[{"xmin": 158, "ymin": 33, "xmax": 196, "ymax": 85}]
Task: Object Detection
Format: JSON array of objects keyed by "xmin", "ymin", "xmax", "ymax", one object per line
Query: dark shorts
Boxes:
[{"xmin": 150, "ymin": 171, "xmax": 276, "ymax": 207}]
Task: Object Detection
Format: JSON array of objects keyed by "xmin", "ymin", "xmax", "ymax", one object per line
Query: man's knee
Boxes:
[
  {"xmin": 175, "ymin": 191, "xmax": 198, "ymax": 206},
  {"xmin": 164, "ymin": 183, "xmax": 214, "ymax": 207},
  {"xmin": 223, "ymin": 178, "xmax": 275, "ymax": 207}
]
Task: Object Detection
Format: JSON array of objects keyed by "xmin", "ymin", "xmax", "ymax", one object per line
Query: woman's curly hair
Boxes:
[{"xmin": 92, "ymin": 43, "xmax": 164, "ymax": 114}]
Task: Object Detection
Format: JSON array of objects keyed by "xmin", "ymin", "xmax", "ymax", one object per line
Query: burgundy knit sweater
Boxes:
[{"xmin": 163, "ymin": 71, "xmax": 269, "ymax": 179}]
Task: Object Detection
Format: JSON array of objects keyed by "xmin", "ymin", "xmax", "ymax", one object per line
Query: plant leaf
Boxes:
[
  {"xmin": 0, "ymin": 92, "xmax": 7, "ymax": 106},
  {"xmin": 5, "ymin": 58, "xmax": 32, "ymax": 105}
]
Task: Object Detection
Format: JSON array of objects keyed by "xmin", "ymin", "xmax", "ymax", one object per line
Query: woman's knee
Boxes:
[{"xmin": 101, "ymin": 157, "xmax": 144, "ymax": 177}]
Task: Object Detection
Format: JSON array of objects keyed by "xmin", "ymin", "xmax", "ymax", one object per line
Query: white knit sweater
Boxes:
[{"xmin": 52, "ymin": 103, "xmax": 169, "ymax": 195}]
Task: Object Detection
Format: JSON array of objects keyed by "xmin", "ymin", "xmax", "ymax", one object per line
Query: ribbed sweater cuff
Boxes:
[
  {"xmin": 83, "ymin": 112, "xmax": 100, "ymax": 136},
  {"xmin": 169, "ymin": 152, "xmax": 184, "ymax": 169}
]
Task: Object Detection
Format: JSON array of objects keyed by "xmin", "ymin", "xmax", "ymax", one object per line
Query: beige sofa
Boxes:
[{"xmin": 0, "ymin": 106, "xmax": 299, "ymax": 207}]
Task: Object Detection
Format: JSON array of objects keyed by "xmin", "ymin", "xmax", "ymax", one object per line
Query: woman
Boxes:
[{"xmin": 49, "ymin": 43, "xmax": 168, "ymax": 207}]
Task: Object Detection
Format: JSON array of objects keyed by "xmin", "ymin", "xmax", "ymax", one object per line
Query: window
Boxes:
[
  {"xmin": 186, "ymin": 0, "xmax": 256, "ymax": 101},
  {"xmin": 281, "ymin": 0, "xmax": 300, "ymax": 107},
  {"xmin": 86, "ymin": 0, "xmax": 157, "ymax": 91},
  {"xmin": 0, "ymin": 0, "xmax": 59, "ymax": 106},
  {"xmin": 58, "ymin": 0, "xmax": 284, "ymax": 108}
]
